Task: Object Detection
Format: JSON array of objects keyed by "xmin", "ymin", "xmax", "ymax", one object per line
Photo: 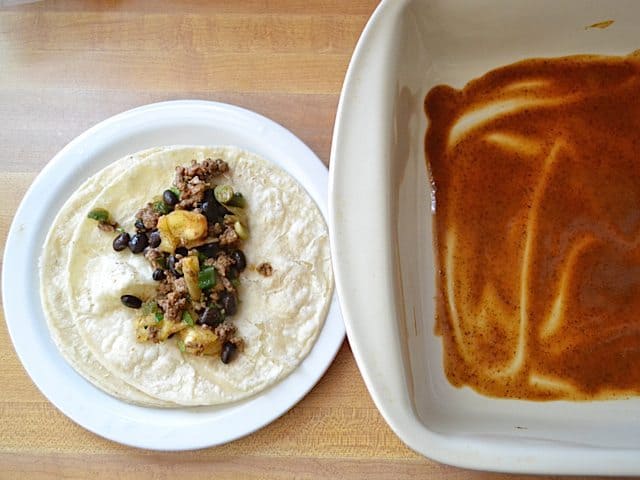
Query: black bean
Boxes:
[
  {"xmin": 198, "ymin": 307, "xmax": 222, "ymax": 327},
  {"xmin": 148, "ymin": 230, "xmax": 161, "ymax": 248},
  {"xmin": 168, "ymin": 255, "xmax": 182, "ymax": 277},
  {"xmin": 227, "ymin": 266, "xmax": 238, "ymax": 280},
  {"xmin": 112, "ymin": 232, "xmax": 130, "ymax": 251},
  {"xmin": 152, "ymin": 269, "xmax": 166, "ymax": 281},
  {"xmin": 134, "ymin": 218, "xmax": 146, "ymax": 232},
  {"xmin": 231, "ymin": 250, "xmax": 247, "ymax": 272},
  {"xmin": 220, "ymin": 292, "xmax": 237, "ymax": 316},
  {"xmin": 221, "ymin": 342, "xmax": 236, "ymax": 364},
  {"xmin": 201, "ymin": 202, "xmax": 216, "ymax": 223},
  {"xmin": 196, "ymin": 242, "xmax": 220, "ymax": 258},
  {"xmin": 175, "ymin": 246, "xmax": 188, "ymax": 257},
  {"xmin": 201, "ymin": 189, "xmax": 229, "ymax": 222},
  {"xmin": 120, "ymin": 294, "xmax": 142, "ymax": 309},
  {"xmin": 163, "ymin": 189, "xmax": 179, "ymax": 206},
  {"xmin": 128, "ymin": 233, "xmax": 148, "ymax": 253},
  {"xmin": 203, "ymin": 188, "xmax": 215, "ymax": 204}
]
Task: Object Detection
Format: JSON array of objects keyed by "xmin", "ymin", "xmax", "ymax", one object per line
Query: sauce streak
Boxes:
[{"xmin": 425, "ymin": 54, "xmax": 640, "ymax": 400}]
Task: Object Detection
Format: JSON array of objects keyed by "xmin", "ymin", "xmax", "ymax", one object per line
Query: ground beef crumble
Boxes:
[
  {"xmin": 144, "ymin": 247, "xmax": 164, "ymax": 269},
  {"xmin": 219, "ymin": 276, "xmax": 235, "ymax": 293},
  {"xmin": 212, "ymin": 252, "xmax": 234, "ymax": 277},
  {"xmin": 214, "ymin": 322, "xmax": 244, "ymax": 351},
  {"xmin": 219, "ymin": 225, "xmax": 239, "ymax": 246},
  {"xmin": 97, "ymin": 222, "xmax": 117, "ymax": 232},
  {"xmin": 257, "ymin": 262, "xmax": 273, "ymax": 277},
  {"xmin": 175, "ymin": 158, "xmax": 229, "ymax": 209},
  {"xmin": 208, "ymin": 222, "xmax": 223, "ymax": 237},
  {"xmin": 136, "ymin": 203, "xmax": 160, "ymax": 230},
  {"xmin": 157, "ymin": 276, "xmax": 189, "ymax": 322},
  {"xmin": 176, "ymin": 177, "xmax": 207, "ymax": 210}
]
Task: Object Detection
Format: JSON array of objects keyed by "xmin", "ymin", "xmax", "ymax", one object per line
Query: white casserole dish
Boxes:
[{"xmin": 329, "ymin": 0, "xmax": 640, "ymax": 474}]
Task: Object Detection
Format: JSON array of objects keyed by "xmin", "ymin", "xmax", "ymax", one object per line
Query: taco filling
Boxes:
[
  {"xmin": 42, "ymin": 145, "xmax": 332, "ymax": 407},
  {"xmin": 88, "ymin": 158, "xmax": 248, "ymax": 364}
]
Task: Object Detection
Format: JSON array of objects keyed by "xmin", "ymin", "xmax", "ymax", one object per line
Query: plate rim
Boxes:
[{"xmin": 2, "ymin": 99, "xmax": 344, "ymax": 451}]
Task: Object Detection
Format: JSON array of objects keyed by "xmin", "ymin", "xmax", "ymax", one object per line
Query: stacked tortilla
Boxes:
[{"xmin": 40, "ymin": 146, "xmax": 332, "ymax": 407}]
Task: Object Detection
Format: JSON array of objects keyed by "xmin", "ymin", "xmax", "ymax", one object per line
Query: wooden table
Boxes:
[{"xmin": 0, "ymin": 1, "xmax": 614, "ymax": 478}]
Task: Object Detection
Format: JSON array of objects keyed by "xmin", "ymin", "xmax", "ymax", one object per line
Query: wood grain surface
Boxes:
[{"xmin": 0, "ymin": 1, "xmax": 618, "ymax": 479}]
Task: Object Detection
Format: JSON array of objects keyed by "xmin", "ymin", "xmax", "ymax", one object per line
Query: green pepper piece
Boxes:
[
  {"xmin": 152, "ymin": 201, "xmax": 171, "ymax": 215},
  {"xmin": 198, "ymin": 266, "xmax": 217, "ymax": 290},
  {"xmin": 182, "ymin": 310, "xmax": 194, "ymax": 326},
  {"xmin": 234, "ymin": 221, "xmax": 249, "ymax": 240},
  {"xmin": 177, "ymin": 339, "xmax": 186, "ymax": 353},
  {"xmin": 226, "ymin": 192, "xmax": 246, "ymax": 208},
  {"xmin": 214, "ymin": 185, "xmax": 234, "ymax": 204},
  {"xmin": 142, "ymin": 301, "xmax": 164, "ymax": 322},
  {"xmin": 142, "ymin": 300, "xmax": 156, "ymax": 315},
  {"xmin": 87, "ymin": 208, "xmax": 110, "ymax": 223},
  {"xmin": 169, "ymin": 186, "xmax": 181, "ymax": 198}
]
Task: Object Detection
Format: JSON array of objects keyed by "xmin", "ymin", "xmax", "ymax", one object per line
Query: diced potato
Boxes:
[
  {"xmin": 157, "ymin": 214, "xmax": 178, "ymax": 253},
  {"xmin": 167, "ymin": 210, "xmax": 208, "ymax": 246},
  {"xmin": 178, "ymin": 326, "xmax": 221, "ymax": 356},
  {"xmin": 136, "ymin": 314, "xmax": 186, "ymax": 343},
  {"xmin": 157, "ymin": 210, "xmax": 208, "ymax": 252},
  {"xmin": 181, "ymin": 255, "xmax": 201, "ymax": 301}
]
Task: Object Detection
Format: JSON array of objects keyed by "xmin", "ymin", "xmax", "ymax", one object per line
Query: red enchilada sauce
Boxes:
[{"xmin": 425, "ymin": 55, "xmax": 640, "ymax": 400}]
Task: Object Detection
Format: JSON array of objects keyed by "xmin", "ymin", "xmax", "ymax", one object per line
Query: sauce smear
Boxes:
[{"xmin": 425, "ymin": 54, "xmax": 640, "ymax": 400}]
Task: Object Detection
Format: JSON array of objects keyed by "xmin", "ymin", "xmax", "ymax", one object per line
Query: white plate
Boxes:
[
  {"xmin": 2, "ymin": 100, "xmax": 344, "ymax": 451},
  {"xmin": 330, "ymin": 0, "xmax": 640, "ymax": 475}
]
